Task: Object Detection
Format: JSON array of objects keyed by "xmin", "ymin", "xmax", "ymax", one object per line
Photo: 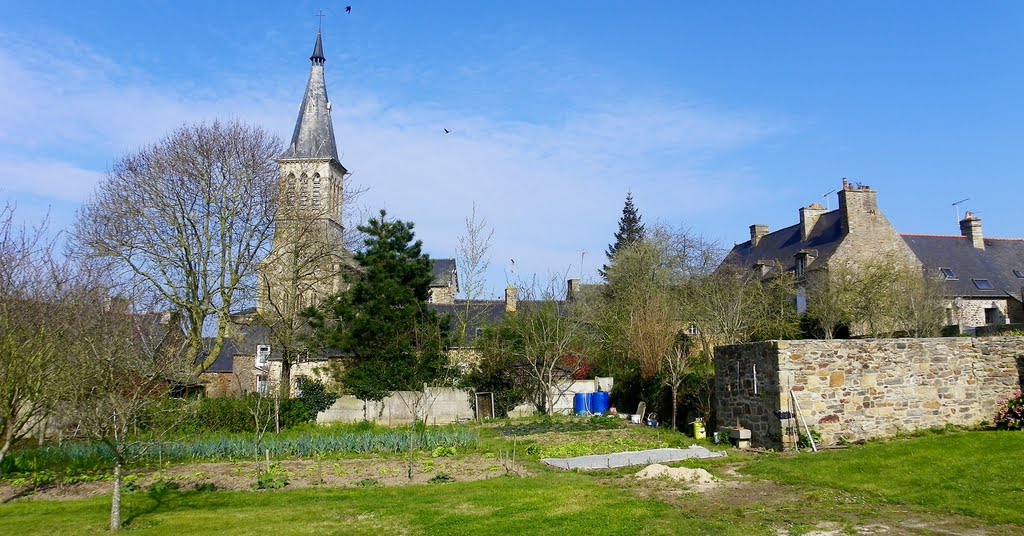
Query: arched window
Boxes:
[
  {"xmin": 286, "ymin": 174, "xmax": 296, "ymax": 206},
  {"xmin": 299, "ymin": 174, "xmax": 309, "ymax": 207},
  {"xmin": 312, "ymin": 174, "xmax": 322, "ymax": 208}
]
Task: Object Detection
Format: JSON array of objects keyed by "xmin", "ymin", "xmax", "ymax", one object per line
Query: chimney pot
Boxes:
[
  {"xmin": 566, "ymin": 279, "xmax": 581, "ymax": 302},
  {"xmin": 750, "ymin": 224, "xmax": 769, "ymax": 247},
  {"xmin": 505, "ymin": 286, "xmax": 518, "ymax": 313},
  {"xmin": 799, "ymin": 203, "xmax": 827, "ymax": 242},
  {"xmin": 959, "ymin": 214, "xmax": 984, "ymax": 250}
]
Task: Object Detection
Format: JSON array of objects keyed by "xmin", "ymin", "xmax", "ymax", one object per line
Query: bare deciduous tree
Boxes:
[
  {"xmin": 62, "ymin": 275, "xmax": 191, "ymax": 531},
  {"xmin": 0, "ymin": 205, "xmax": 73, "ymax": 473},
  {"xmin": 258, "ymin": 201, "xmax": 352, "ymax": 398},
  {"xmin": 486, "ymin": 276, "xmax": 587, "ymax": 414},
  {"xmin": 454, "ymin": 202, "xmax": 493, "ymax": 342},
  {"xmin": 689, "ymin": 263, "xmax": 799, "ymax": 345},
  {"xmin": 72, "ymin": 120, "xmax": 282, "ymax": 373},
  {"xmin": 807, "ymin": 256, "xmax": 945, "ymax": 338}
]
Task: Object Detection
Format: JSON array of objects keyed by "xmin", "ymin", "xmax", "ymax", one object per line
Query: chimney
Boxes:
[
  {"xmin": 504, "ymin": 286, "xmax": 517, "ymax": 313},
  {"xmin": 749, "ymin": 224, "xmax": 769, "ymax": 247},
  {"xmin": 837, "ymin": 182, "xmax": 878, "ymax": 235},
  {"xmin": 799, "ymin": 203, "xmax": 827, "ymax": 242},
  {"xmin": 959, "ymin": 212, "xmax": 985, "ymax": 250},
  {"xmin": 566, "ymin": 278, "xmax": 581, "ymax": 302}
]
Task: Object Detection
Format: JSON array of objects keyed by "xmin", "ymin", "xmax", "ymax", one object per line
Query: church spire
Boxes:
[
  {"xmin": 280, "ymin": 30, "xmax": 339, "ymax": 161},
  {"xmin": 310, "ymin": 31, "xmax": 325, "ymax": 65}
]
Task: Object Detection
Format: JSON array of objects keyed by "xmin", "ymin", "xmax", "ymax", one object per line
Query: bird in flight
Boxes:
[
  {"xmin": 345, "ymin": 6, "xmax": 352, "ymax": 13},
  {"xmin": 444, "ymin": 128, "xmax": 450, "ymax": 134}
]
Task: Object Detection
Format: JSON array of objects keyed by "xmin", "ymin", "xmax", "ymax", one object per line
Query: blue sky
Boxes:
[{"xmin": 2, "ymin": 2, "xmax": 1022, "ymax": 298}]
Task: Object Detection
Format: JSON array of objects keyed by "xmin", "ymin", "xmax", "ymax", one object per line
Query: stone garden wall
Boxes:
[{"xmin": 715, "ymin": 338, "xmax": 1024, "ymax": 449}]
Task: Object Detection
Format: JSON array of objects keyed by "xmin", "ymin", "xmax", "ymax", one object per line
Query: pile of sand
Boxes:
[{"xmin": 635, "ymin": 463, "xmax": 717, "ymax": 485}]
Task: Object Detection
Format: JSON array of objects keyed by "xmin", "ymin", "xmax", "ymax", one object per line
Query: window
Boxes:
[
  {"xmin": 973, "ymin": 279, "xmax": 994, "ymax": 290},
  {"xmin": 1014, "ymin": 269, "xmax": 1024, "ymax": 278},
  {"xmin": 255, "ymin": 345, "xmax": 270, "ymax": 368},
  {"xmin": 940, "ymin": 267, "xmax": 957, "ymax": 280},
  {"xmin": 256, "ymin": 375, "xmax": 269, "ymax": 395}
]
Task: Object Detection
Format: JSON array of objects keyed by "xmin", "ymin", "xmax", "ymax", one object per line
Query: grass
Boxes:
[
  {"xmin": 0, "ymin": 473, "xmax": 758, "ymax": 535},
  {"xmin": 4, "ymin": 424, "xmax": 1022, "ymax": 533},
  {"xmin": 744, "ymin": 430, "xmax": 1024, "ymax": 525}
]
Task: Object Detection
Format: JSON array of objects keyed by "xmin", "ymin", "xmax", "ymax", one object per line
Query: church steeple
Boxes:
[
  {"xmin": 310, "ymin": 31, "xmax": 325, "ymax": 65},
  {"xmin": 280, "ymin": 31, "xmax": 339, "ymax": 161}
]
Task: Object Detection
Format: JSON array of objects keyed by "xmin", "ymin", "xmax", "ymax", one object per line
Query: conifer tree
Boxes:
[
  {"xmin": 600, "ymin": 192, "xmax": 646, "ymax": 279},
  {"xmin": 312, "ymin": 210, "xmax": 452, "ymax": 402}
]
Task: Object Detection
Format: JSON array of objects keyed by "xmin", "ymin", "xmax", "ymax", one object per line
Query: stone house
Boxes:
[{"xmin": 722, "ymin": 180, "xmax": 1024, "ymax": 331}]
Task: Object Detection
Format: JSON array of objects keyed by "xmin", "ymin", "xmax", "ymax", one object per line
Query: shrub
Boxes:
[
  {"xmin": 798, "ymin": 429, "xmax": 823, "ymax": 449},
  {"xmin": 428, "ymin": 473, "xmax": 453, "ymax": 484},
  {"xmin": 254, "ymin": 463, "xmax": 289, "ymax": 490},
  {"xmin": 431, "ymin": 446, "xmax": 457, "ymax": 458},
  {"xmin": 994, "ymin": 391, "xmax": 1024, "ymax": 430}
]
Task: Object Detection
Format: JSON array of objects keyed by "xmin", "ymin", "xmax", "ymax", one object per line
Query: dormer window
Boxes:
[
  {"xmin": 940, "ymin": 268, "xmax": 957, "ymax": 281},
  {"xmin": 1014, "ymin": 269, "xmax": 1024, "ymax": 278},
  {"xmin": 973, "ymin": 279, "xmax": 994, "ymax": 290}
]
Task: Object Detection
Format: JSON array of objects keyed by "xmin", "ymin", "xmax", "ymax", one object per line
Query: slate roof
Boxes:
[
  {"xmin": 431, "ymin": 258, "xmax": 457, "ymax": 287},
  {"xmin": 198, "ymin": 338, "xmax": 240, "ymax": 373},
  {"xmin": 901, "ymin": 234, "xmax": 1024, "ymax": 300},
  {"xmin": 430, "ymin": 299, "xmax": 557, "ymax": 343},
  {"xmin": 279, "ymin": 32, "xmax": 340, "ymax": 162},
  {"xmin": 721, "ymin": 210, "xmax": 844, "ymax": 275}
]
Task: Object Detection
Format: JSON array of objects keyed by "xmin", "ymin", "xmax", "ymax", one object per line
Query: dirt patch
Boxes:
[
  {"xmin": 616, "ymin": 465, "xmax": 1015, "ymax": 536},
  {"xmin": 0, "ymin": 455, "xmax": 529, "ymax": 502}
]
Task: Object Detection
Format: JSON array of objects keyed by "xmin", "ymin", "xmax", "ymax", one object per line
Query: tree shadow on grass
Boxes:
[{"xmin": 122, "ymin": 484, "xmax": 201, "ymax": 528}]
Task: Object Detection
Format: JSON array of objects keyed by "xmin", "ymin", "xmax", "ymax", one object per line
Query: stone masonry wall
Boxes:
[
  {"xmin": 954, "ymin": 297, "xmax": 1012, "ymax": 328},
  {"xmin": 715, "ymin": 338, "xmax": 1024, "ymax": 449},
  {"xmin": 715, "ymin": 342, "xmax": 785, "ymax": 446}
]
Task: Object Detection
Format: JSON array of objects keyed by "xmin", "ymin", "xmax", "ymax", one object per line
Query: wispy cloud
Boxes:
[{"xmin": 0, "ymin": 30, "xmax": 788, "ymax": 293}]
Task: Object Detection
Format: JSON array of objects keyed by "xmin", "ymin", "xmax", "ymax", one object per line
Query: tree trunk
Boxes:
[
  {"xmin": 110, "ymin": 461, "xmax": 122, "ymax": 531},
  {"xmin": 0, "ymin": 427, "xmax": 13, "ymax": 477},
  {"xmin": 671, "ymin": 385, "xmax": 678, "ymax": 431},
  {"xmin": 279, "ymin": 357, "xmax": 292, "ymax": 399}
]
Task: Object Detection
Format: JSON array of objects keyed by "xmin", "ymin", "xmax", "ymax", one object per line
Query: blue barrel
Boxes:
[
  {"xmin": 592, "ymin": 392, "xmax": 610, "ymax": 415},
  {"xmin": 574, "ymin": 393, "xmax": 590, "ymax": 416}
]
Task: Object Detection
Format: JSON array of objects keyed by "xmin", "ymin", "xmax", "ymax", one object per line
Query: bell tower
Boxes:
[{"xmin": 258, "ymin": 30, "xmax": 350, "ymax": 314}]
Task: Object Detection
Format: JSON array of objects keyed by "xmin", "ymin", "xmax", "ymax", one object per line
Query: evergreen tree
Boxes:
[
  {"xmin": 312, "ymin": 210, "xmax": 452, "ymax": 402},
  {"xmin": 600, "ymin": 192, "xmax": 646, "ymax": 279}
]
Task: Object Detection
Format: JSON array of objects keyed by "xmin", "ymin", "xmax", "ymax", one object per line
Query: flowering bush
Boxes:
[{"xmin": 994, "ymin": 391, "xmax": 1024, "ymax": 430}]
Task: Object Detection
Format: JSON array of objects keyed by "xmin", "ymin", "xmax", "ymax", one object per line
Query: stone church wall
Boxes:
[{"xmin": 715, "ymin": 338, "xmax": 1023, "ymax": 449}]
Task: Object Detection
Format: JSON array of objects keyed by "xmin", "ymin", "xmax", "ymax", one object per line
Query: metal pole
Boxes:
[{"xmin": 791, "ymin": 390, "xmax": 817, "ymax": 452}]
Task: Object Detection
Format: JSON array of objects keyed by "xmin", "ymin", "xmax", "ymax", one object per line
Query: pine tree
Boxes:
[
  {"xmin": 313, "ymin": 210, "xmax": 452, "ymax": 402},
  {"xmin": 600, "ymin": 192, "xmax": 646, "ymax": 279}
]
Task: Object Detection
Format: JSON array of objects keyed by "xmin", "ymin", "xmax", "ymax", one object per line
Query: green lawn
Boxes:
[
  {"xmin": 4, "ymin": 427, "xmax": 1022, "ymax": 534},
  {"xmin": 744, "ymin": 430, "xmax": 1024, "ymax": 525},
  {"xmin": 0, "ymin": 473, "xmax": 756, "ymax": 535}
]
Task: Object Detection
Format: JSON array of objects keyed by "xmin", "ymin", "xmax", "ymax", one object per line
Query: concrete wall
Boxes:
[
  {"xmin": 317, "ymin": 387, "xmax": 474, "ymax": 425},
  {"xmin": 315, "ymin": 378, "xmax": 616, "ymax": 424},
  {"xmin": 715, "ymin": 338, "xmax": 1024, "ymax": 449}
]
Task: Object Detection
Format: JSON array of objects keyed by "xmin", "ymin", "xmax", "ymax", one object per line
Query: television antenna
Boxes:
[
  {"xmin": 822, "ymin": 189, "xmax": 837, "ymax": 211},
  {"xmin": 952, "ymin": 198, "xmax": 970, "ymax": 223}
]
